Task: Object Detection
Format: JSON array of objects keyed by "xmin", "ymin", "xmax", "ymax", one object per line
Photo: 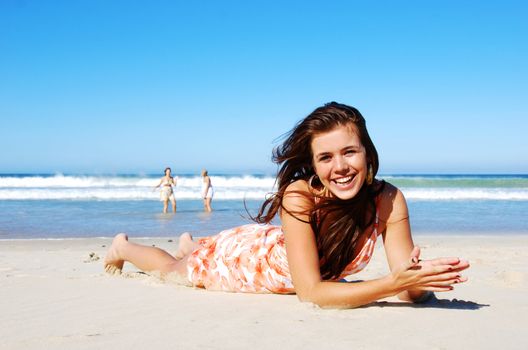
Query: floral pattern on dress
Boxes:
[{"xmin": 187, "ymin": 212, "xmax": 379, "ymax": 294}]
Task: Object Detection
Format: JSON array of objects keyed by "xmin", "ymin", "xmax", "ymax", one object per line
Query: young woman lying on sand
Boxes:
[{"xmin": 105, "ymin": 102, "xmax": 469, "ymax": 308}]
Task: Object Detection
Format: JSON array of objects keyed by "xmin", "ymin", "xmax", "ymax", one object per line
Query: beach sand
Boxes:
[{"xmin": 1, "ymin": 235, "xmax": 527, "ymax": 350}]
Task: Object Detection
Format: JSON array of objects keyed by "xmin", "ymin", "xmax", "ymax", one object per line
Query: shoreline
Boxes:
[
  {"xmin": 2, "ymin": 231, "xmax": 528, "ymax": 242},
  {"xmin": 2, "ymin": 234, "xmax": 527, "ymax": 349}
]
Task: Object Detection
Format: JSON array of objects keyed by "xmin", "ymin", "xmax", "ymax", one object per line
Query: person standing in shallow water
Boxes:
[
  {"xmin": 154, "ymin": 167, "xmax": 177, "ymax": 213},
  {"xmin": 106, "ymin": 102, "xmax": 470, "ymax": 308},
  {"xmin": 201, "ymin": 169, "xmax": 214, "ymax": 212}
]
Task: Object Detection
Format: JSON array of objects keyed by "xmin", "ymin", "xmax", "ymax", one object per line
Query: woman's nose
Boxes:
[{"xmin": 334, "ymin": 156, "xmax": 349, "ymax": 172}]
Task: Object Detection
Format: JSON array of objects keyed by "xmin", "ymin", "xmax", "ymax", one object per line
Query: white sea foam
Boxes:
[
  {"xmin": 0, "ymin": 175, "xmax": 527, "ymax": 201},
  {"xmin": 0, "ymin": 174, "xmax": 145, "ymax": 188},
  {"xmin": 0, "ymin": 175, "xmax": 276, "ymax": 189},
  {"xmin": 0, "ymin": 175, "xmax": 276, "ymax": 200},
  {"xmin": 401, "ymin": 188, "xmax": 528, "ymax": 201}
]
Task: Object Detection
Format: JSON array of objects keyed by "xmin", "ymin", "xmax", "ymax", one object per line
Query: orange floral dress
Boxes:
[{"xmin": 187, "ymin": 211, "xmax": 380, "ymax": 294}]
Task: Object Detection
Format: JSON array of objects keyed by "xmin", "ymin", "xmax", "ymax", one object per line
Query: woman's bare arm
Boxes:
[
  {"xmin": 380, "ymin": 184, "xmax": 469, "ymax": 301},
  {"xmin": 281, "ymin": 180, "xmax": 468, "ymax": 308}
]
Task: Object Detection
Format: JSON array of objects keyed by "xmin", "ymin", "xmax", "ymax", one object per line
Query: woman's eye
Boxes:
[{"xmin": 318, "ymin": 155, "xmax": 331, "ymax": 162}]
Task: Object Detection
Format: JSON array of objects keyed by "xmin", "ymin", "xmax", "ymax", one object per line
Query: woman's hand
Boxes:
[{"xmin": 390, "ymin": 246, "xmax": 469, "ymax": 293}]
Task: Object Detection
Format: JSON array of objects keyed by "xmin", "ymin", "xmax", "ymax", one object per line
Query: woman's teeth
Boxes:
[{"xmin": 333, "ymin": 175, "xmax": 354, "ymax": 185}]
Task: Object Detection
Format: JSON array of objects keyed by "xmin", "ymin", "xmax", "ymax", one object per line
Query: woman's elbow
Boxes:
[
  {"xmin": 295, "ymin": 294, "xmax": 324, "ymax": 308},
  {"xmin": 294, "ymin": 284, "xmax": 321, "ymax": 304},
  {"xmin": 295, "ymin": 288, "xmax": 313, "ymax": 303},
  {"xmin": 294, "ymin": 285, "xmax": 340, "ymax": 308}
]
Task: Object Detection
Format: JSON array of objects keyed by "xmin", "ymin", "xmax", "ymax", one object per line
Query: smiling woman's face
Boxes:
[{"xmin": 311, "ymin": 124, "xmax": 367, "ymax": 200}]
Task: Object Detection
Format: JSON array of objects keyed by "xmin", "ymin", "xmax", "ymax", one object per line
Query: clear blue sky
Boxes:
[{"xmin": 1, "ymin": 0, "xmax": 527, "ymax": 174}]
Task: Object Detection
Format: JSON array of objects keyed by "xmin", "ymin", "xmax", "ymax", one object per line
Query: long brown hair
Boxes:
[{"xmin": 254, "ymin": 102, "xmax": 384, "ymax": 280}]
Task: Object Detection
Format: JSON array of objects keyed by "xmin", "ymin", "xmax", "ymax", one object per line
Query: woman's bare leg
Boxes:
[
  {"xmin": 170, "ymin": 197, "xmax": 177, "ymax": 213},
  {"xmin": 104, "ymin": 233, "xmax": 188, "ymax": 276},
  {"xmin": 203, "ymin": 198, "xmax": 212, "ymax": 212},
  {"xmin": 162, "ymin": 199, "xmax": 169, "ymax": 213}
]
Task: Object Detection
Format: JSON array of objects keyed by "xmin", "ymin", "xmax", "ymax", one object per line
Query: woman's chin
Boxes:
[{"xmin": 328, "ymin": 185, "xmax": 360, "ymax": 200}]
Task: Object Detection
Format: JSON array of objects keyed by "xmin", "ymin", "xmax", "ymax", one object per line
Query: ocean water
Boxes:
[{"xmin": 0, "ymin": 174, "xmax": 527, "ymax": 239}]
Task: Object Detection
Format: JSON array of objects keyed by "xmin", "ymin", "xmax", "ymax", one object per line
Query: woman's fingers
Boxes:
[
  {"xmin": 418, "ymin": 277, "xmax": 466, "ymax": 291},
  {"xmin": 426, "ymin": 271, "xmax": 461, "ymax": 281},
  {"xmin": 406, "ymin": 246, "xmax": 422, "ymax": 269},
  {"xmin": 421, "ymin": 285, "xmax": 454, "ymax": 292},
  {"xmin": 421, "ymin": 258, "xmax": 470, "ymax": 271},
  {"xmin": 401, "ymin": 246, "xmax": 421, "ymax": 271},
  {"xmin": 419, "ymin": 262, "xmax": 468, "ymax": 276},
  {"xmin": 396, "ymin": 251, "xmax": 470, "ymax": 292},
  {"xmin": 410, "ymin": 246, "xmax": 421, "ymax": 263},
  {"xmin": 420, "ymin": 270, "xmax": 468, "ymax": 286},
  {"xmin": 417, "ymin": 264, "xmax": 454, "ymax": 276},
  {"xmin": 426, "ymin": 257, "xmax": 460, "ymax": 266},
  {"xmin": 421, "ymin": 263, "xmax": 469, "ymax": 277},
  {"xmin": 413, "ymin": 264, "xmax": 467, "ymax": 284},
  {"xmin": 423, "ymin": 278, "xmax": 461, "ymax": 287},
  {"xmin": 453, "ymin": 259, "xmax": 470, "ymax": 271}
]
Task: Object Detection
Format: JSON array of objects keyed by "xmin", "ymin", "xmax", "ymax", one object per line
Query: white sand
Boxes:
[{"xmin": 1, "ymin": 235, "xmax": 527, "ymax": 350}]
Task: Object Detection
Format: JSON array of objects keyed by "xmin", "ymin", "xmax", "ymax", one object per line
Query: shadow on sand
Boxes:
[{"xmin": 365, "ymin": 295, "xmax": 489, "ymax": 310}]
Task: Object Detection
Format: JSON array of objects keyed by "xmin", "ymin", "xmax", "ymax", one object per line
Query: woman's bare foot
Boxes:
[
  {"xmin": 104, "ymin": 233, "xmax": 128, "ymax": 274},
  {"xmin": 174, "ymin": 232, "xmax": 199, "ymax": 260}
]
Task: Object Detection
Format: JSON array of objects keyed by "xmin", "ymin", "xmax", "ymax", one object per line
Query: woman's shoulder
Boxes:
[
  {"xmin": 282, "ymin": 179, "xmax": 314, "ymax": 211},
  {"xmin": 285, "ymin": 179, "xmax": 310, "ymax": 192},
  {"xmin": 376, "ymin": 181, "xmax": 409, "ymax": 223},
  {"xmin": 280, "ymin": 180, "xmax": 314, "ymax": 221},
  {"xmin": 377, "ymin": 181, "xmax": 400, "ymax": 199}
]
